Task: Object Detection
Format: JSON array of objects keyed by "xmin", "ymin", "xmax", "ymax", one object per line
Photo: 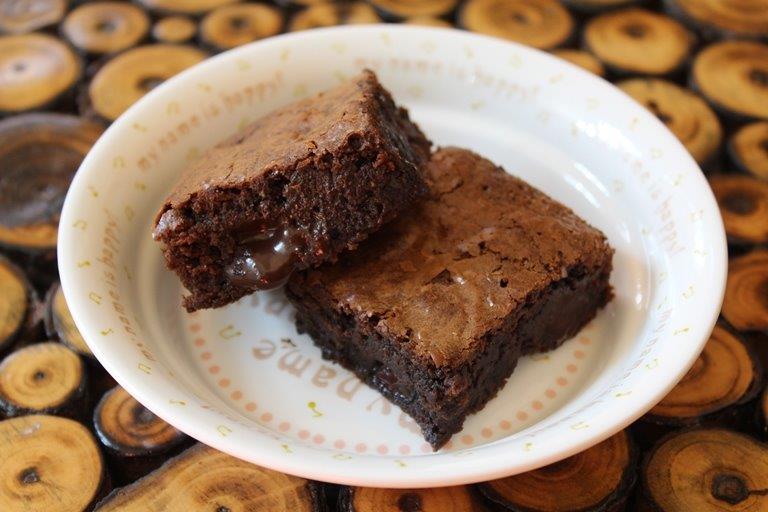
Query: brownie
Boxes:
[
  {"xmin": 286, "ymin": 147, "xmax": 614, "ymax": 450},
  {"xmin": 154, "ymin": 70, "xmax": 431, "ymax": 311}
]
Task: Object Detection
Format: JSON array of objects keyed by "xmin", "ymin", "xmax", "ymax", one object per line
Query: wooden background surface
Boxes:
[{"xmin": 0, "ymin": 0, "xmax": 767, "ymax": 510}]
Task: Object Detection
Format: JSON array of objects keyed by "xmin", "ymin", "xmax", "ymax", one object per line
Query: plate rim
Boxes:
[{"xmin": 58, "ymin": 24, "xmax": 728, "ymax": 487}]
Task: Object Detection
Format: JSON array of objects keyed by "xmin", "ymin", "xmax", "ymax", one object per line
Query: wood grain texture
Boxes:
[
  {"xmin": 94, "ymin": 443, "xmax": 326, "ymax": 511},
  {"xmin": 0, "ymin": 2, "xmax": 766, "ymax": 510}
]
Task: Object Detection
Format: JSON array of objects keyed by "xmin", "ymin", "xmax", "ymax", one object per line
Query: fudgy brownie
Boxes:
[
  {"xmin": 154, "ymin": 70, "xmax": 430, "ymax": 311},
  {"xmin": 286, "ymin": 147, "xmax": 614, "ymax": 450}
]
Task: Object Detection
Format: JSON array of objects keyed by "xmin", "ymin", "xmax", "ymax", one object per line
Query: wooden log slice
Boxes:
[
  {"xmin": 459, "ymin": 0, "xmax": 574, "ymax": 51},
  {"xmin": 0, "ymin": 256, "xmax": 30, "ymax": 358},
  {"xmin": 44, "ymin": 282, "xmax": 92, "ymax": 358},
  {"xmin": 62, "ymin": 2, "xmax": 151, "ymax": 56},
  {"xmin": 562, "ymin": 0, "xmax": 646, "ymax": 13},
  {"xmin": 289, "ymin": 3, "xmax": 381, "ymax": 31},
  {"xmin": 0, "ymin": 342, "xmax": 87, "ymax": 419},
  {"xmin": 200, "ymin": 3, "xmax": 283, "ymax": 52},
  {"xmin": 643, "ymin": 428, "xmax": 768, "ymax": 511},
  {"xmin": 477, "ymin": 430, "xmax": 636, "ymax": 512},
  {"xmin": 583, "ymin": 8, "xmax": 694, "ymax": 77},
  {"xmin": 0, "ymin": 33, "xmax": 82, "ymax": 114},
  {"xmin": 729, "ymin": 122, "xmax": 768, "ymax": 181},
  {"xmin": 552, "ymin": 49, "xmax": 606, "ymax": 76},
  {"xmin": 722, "ymin": 249, "xmax": 768, "ymax": 332},
  {"xmin": 87, "ymin": 44, "xmax": 207, "ymax": 122},
  {"xmin": 136, "ymin": 0, "xmax": 238, "ymax": 16},
  {"xmin": 710, "ymin": 174, "xmax": 768, "ymax": 245},
  {"xmin": 617, "ymin": 79, "xmax": 721, "ymax": 165},
  {"xmin": 643, "ymin": 324, "xmax": 762, "ymax": 429},
  {"xmin": 94, "ymin": 385, "xmax": 189, "ymax": 484},
  {"xmin": 0, "ymin": 0, "xmax": 67, "ymax": 34},
  {"xmin": 0, "ymin": 415, "xmax": 108, "ymax": 511},
  {"xmin": 692, "ymin": 41, "xmax": 768, "ymax": 122},
  {"xmin": 664, "ymin": 0, "xmax": 768, "ymax": 41},
  {"xmin": 367, "ymin": 0, "xmax": 458, "ymax": 20},
  {"xmin": 0, "ymin": 113, "xmax": 104, "ymax": 255},
  {"xmin": 94, "ymin": 443, "xmax": 325, "ymax": 511},
  {"xmin": 404, "ymin": 16, "xmax": 454, "ymax": 27},
  {"xmin": 152, "ymin": 15, "xmax": 197, "ymax": 44},
  {"xmin": 340, "ymin": 486, "xmax": 480, "ymax": 511}
]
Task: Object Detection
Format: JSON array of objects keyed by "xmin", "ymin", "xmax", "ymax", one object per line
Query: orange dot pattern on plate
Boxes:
[{"xmin": 185, "ymin": 319, "xmax": 588, "ymax": 453}]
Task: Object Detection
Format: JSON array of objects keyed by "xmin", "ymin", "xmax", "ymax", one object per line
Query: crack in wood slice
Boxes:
[
  {"xmin": 584, "ymin": 8, "xmax": 694, "ymax": 77},
  {"xmin": 618, "ymin": 79, "xmax": 721, "ymax": 165},
  {"xmin": 87, "ymin": 44, "xmax": 208, "ymax": 122},
  {"xmin": 0, "ymin": 342, "xmax": 87, "ymax": 419},
  {"xmin": 94, "ymin": 385, "xmax": 189, "ymax": 484},
  {"xmin": 644, "ymin": 324, "xmax": 762, "ymax": 426},
  {"xmin": 552, "ymin": 49, "xmax": 606, "ymax": 76},
  {"xmin": 44, "ymin": 282, "xmax": 92, "ymax": 358},
  {"xmin": 692, "ymin": 41, "xmax": 768, "ymax": 122},
  {"xmin": 289, "ymin": 3, "xmax": 381, "ymax": 31},
  {"xmin": 730, "ymin": 122, "xmax": 768, "ymax": 182},
  {"xmin": 664, "ymin": 0, "xmax": 768, "ymax": 40},
  {"xmin": 62, "ymin": 1, "xmax": 151, "ymax": 55},
  {"xmin": 152, "ymin": 15, "xmax": 197, "ymax": 43},
  {"xmin": 643, "ymin": 428, "xmax": 768, "ymax": 511},
  {"xmin": 0, "ymin": 0, "xmax": 66, "ymax": 34},
  {"xmin": 368, "ymin": 0, "xmax": 459, "ymax": 19},
  {"xmin": 710, "ymin": 174, "xmax": 768, "ymax": 245},
  {"xmin": 460, "ymin": 0, "xmax": 574, "ymax": 50},
  {"xmin": 0, "ymin": 414, "xmax": 108, "ymax": 511},
  {"xmin": 722, "ymin": 249, "xmax": 768, "ymax": 332},
  {"xmin": 0, "ymin": 113, "xmax": 104, "ymax": 253},
  {"xmin": 136, "ymin": 0, "xmax": 238, "ymax": 16},
  {"xmin": 200, "ymin": 3, "xmax": 284, "ymax": 52},
  {"xmin": 94, "ymin": 443, "xmax": 325, "ymax": 511},
  {"xmin": 341, "ymin": 485, "xmax": 481, "ymax": 511},
  {"xmin": 477, "ymin": 430, "xmax": 636, "ymax": 512},
  {"xmin": 0, "ymin": 33, "xmax": 82, "ymax": 114}
]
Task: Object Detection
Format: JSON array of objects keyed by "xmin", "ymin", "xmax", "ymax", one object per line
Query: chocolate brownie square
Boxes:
[
  {"xmin": 154, "ymin": 70, "xmax": 430, "ymax": 311},
  {"xmin": 286, "ymin": 147, "xmax": 614, "ymax": 450}
]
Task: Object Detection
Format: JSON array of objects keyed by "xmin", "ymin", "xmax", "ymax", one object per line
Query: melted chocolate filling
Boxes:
[{"xmin": 225, "ymin": 223, "xmax": 305, "ymax": 290}]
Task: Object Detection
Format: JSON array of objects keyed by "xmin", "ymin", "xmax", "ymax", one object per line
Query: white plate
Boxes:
[{"xmin": 59, "ymin": 25, "xmax": 727, "ymax": 487}]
